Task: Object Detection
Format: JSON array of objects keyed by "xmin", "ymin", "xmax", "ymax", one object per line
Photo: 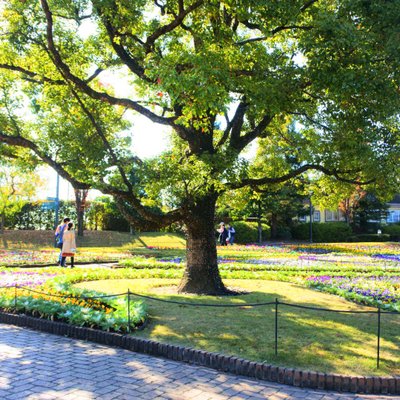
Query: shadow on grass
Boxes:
[{"xmin": 126, "ymin": 283, "xmax": 399, "ymax": 376}]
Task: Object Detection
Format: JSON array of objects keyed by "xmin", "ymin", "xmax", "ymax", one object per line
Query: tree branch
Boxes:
[
  {"xmin": 231, "ymin": 113, "xmax": 274, "ymax": 151},
  {"xmin": 0, "ymin": 63, "xmax": 65, "ymax": 85},
  {"xmin": 0, "ymin": 131, "xmax": 90, "ymax": 189},
  {"xmin": 39, "ymin": 0, "xmax": 174, "ymax": 126},
  {"xmin": 85, "ymin": 68, "xmax": 103, "ymax": 84},
  {"xmin": 100, "ymin": 17, "xmax": 151, "ymax": 82},
  {"xmin": 236, "ymin": 25, "xmax": 313, "ymax": 46},
  {"xmin": 228, "ymin": 164, "xmax": 374, "ymax": 190},
  {"xmin": 67, "ymin": 86, "xmax": 134, "ymax": 192},
  {"xmin": 145, "ymin": 0, "xmax": 204, "ymax": 52},
  {"xmin": 103, "ymin": 186, "xmax": 184, "ymax": 225},
  {"xmin": 239, "ymin": 19, "xmax": 262, "ymax": 31},
  {"xmin": 289, "ymin": 111, "xmax": 333, "ymax": 132},
  {"xmin": 0, "ymin": 130, "xmax": 184, "ymax": 225},
  {"xmin": 300, "ymin": 0, "xmax": 319, "ymax": 12},
  {"xmin": 226, "ymin": 101, "xmax": 248, "ymax": 149}
]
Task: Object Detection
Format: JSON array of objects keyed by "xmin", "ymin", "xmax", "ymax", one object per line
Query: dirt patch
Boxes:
[{"xmin": 149, "ymin": 285, "xmax": 249, "ymax": 296}]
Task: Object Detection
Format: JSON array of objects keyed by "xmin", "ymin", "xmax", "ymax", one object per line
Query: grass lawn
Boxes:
[
  {"xmin": 0, "ymin": 230, "xmax": 186, "ymax": 250},
  {"xmin": 75, "ymin": 278, "xmax": 400, "ymax": 376},
  {"xmin": 0, "ymin": 231, "xmax": 186, "ymax": 263}
]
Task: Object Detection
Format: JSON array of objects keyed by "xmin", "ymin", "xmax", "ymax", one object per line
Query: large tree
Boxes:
[{"xmin": 0, "ymin": 0, "xmax": 399, "ymax": 294}]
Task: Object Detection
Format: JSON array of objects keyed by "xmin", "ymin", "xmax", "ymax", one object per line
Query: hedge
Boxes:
[
  {"xmin": 348, "ymin": 234, "xmax": 391, "ymax": 242},
  {"xmin": 291, "ymin": 222, "xmax": 352, "ymax": 242},
  {"xmin": 230, "ymin": 221, "xmax": 270, "ymax": 244},
  {"xmin": 382, "ymin": 224, "xmax": 400, "ymax": 241}
]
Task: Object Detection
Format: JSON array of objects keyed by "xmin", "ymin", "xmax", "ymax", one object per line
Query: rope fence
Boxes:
[{"xmin": 1, "ymin": 284, "xmax": 398, "ymax": 369}]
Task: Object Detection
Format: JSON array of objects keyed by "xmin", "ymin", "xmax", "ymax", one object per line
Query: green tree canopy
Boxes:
[{"xmin": 0, "ymin": 160, "xmax": 43, "ymax": 233}]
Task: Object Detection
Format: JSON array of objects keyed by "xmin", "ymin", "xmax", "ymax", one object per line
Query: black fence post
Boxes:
[
  {"xmin": 377, "ymin": 307, "xmax": 381, "ymax": 369},
  {"xmin": 274, "ymin": 298, "xmax": 279, "ymax": 356},
  {"xmin": 127, "ymin": 289, "xmax": 131, "ymax": 334}
]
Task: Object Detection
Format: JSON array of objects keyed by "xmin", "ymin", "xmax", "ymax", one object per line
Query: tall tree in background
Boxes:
[
  {"xmin": 310, "ymin": 173, "xmax": 397, "ymax": 226},
  {"xmin": 0, "ymin": 162, "xmax": 42, "ymax": 233},
  {"xmin": 74, "ymin": 188, "xmax": 89, "ymax": 237},
  {"xmin": 0, "ymin": 0, "xmax": 400, "ymax": 293}
]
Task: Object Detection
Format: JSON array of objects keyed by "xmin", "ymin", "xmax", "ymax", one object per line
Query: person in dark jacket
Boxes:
[
  {"xmin": 227, "ymin": 224, "xmax": 236, "ymax": 245},
  {"xmin": 217, "ymin": 222, "xmax": 228, "ymax": 246}
]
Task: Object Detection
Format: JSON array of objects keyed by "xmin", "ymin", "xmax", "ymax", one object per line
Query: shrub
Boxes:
[
  {"xmin": 382, "ymin": 224, "xmax": 400, "ymax": 241},
  {"xmin": 291, "ymin": 222, "xmax": 352, "ymax": 242},
  {"xmin": 231, "ymin": 221, "xmax": 270, "ymax": 244},
  {"xmin": 275, "ymin": 226, "xmax": 292, "ymax": 240},
  {"xmin": 347, "ymin": 234, "xmax": 391, "ymax": 242}
]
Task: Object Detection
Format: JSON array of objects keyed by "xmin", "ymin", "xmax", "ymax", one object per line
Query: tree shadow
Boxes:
[
  {"xmin": 0, "ymin": 235, "xmax": 9, "ymax": 249},
  {"xmin": 129, "ymin": 284, "xmax": 400, "ymax": 376}
]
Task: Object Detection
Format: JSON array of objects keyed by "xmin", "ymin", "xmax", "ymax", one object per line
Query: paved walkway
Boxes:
[{"xmin": 0, "ymin": 325, "xmax": 394, "ymax": 400}]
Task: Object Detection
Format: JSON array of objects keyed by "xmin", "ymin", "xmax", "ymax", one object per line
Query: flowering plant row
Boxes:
[
  {"xmin": 0, "ymin": 272, "xmax": 147, "ymax": 332},
  {"xmin": 0, "ymin": 270, "xmax": 58, "ymax": 287},
  {"xmin": 145, "ymin": 242, "xmax": 400, "ymax": 256},
  {"xmin": 120, "ymin": 246, "xmax": 400, "ymax": 311},
  {"xmin": 0, "ymin": 249, "xmax": 129, "ymax": 267},
  {"xmin": 306, "ymin": 275, "xmax": 400, "ymax": 311}
]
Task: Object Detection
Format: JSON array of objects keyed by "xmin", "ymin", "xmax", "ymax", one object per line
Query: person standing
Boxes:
[
  {"xmin": 55, "ymin": 217, "xmax": 70, "ymax": 265},
  {"xmin": 61, "ymin": 222, "xmax": 76, "ymax": 268},
  {"xmin": 217, "ymin": 222, "xmax": 228, "ymax": 246},
  {"xmin": 227, "ymin": 224, "xmax": 236, "ymax": 245}
]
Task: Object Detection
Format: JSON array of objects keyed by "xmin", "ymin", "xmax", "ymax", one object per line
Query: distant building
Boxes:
[
  {"xmin": 299, "ymin": 208, "xmax": 345, "ymax": 223},
  {"xmin": 386, "ymin": 195, "xmax": 400, "ymax": 224},
  {"xmin": 299, "ymin": 196, "xmax": 400, "ymax": 224}
]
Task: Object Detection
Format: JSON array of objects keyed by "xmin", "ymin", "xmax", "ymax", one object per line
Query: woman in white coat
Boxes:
[{"xmin": 61, "ymin": 222, "xmax": 76, "ymax": 268}]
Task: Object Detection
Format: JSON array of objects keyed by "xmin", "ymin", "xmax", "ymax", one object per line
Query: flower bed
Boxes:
[
  {"xmin": 120, "ymin": 244, "xmax": 400, "ymax": 311},
  {"xmin": 372, "ymin": 254, "xmax": 400, "ymax": 262},
  {"xmin": 306, "ymin": 275, "xmax": 400, "ymax": 311},
  {"xmin": 0, "ymin": 270, "xmax": 58, "ymax": 287},
  {"xmin": 0, "ymin": 269, "xmax": 147, "ymax": 332},
  {"xmin": 0, "ymin": 249, "xmax": 129, "ymax": 267}
]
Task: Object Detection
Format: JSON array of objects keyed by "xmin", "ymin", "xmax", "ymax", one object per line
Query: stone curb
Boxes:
[{"xmin": 0, "ymin": 312, "xmax": 398, "ymax": 395}]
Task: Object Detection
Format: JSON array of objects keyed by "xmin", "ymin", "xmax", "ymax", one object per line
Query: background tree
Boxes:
[
  {"xmin": 0, "ymin": 0, "xmax": 400, "ymax": 294},
  {"xmin": 309, "ymin": 175, "xmax": 396, "ymax": 227},
  {"xmin": 222, "ymin": 129, "xmax": 310, "ymax": 240},
  {"xmin": 221, "ymin": 183, "xmax": 307, "ymax": 241},
  {"xmin": 0, "ymin": 162, "xmax": 42, "ymax": 233},
  {"xmin": 86, "ymin": 196, "xmax": 131, "ymax": 232},
  {"xmin": 309, "ymin": 177, "xmax": 365, "ymax": 225},
  {"xmin": 8, "ymin": 200, "xmax": 77, "ymax": 230},
  {"xmin": 74, "ymin": 188, "xmax": 89, "ymax": 237},
  {"xmin": 351, "ymin": 193, "xmax": 389, "ymax": 233}
]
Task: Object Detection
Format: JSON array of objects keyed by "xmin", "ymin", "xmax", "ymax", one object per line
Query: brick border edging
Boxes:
[{"xmin": 0, "ymin": 312, "xmax": 398, "ymax": 395}]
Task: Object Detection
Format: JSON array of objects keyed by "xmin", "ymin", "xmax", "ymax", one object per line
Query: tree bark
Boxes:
[
  {"xmin": 270, "ymin": 213, "xmax": 278, "ymax": 240},
  {"xmin": 177, "ymin": 195, "xmax": 228, "ymax": 295},
  {"xmin": 0, "ymin": 213, "xmax": 4, "ymax": 234},
  {"xmin": 74, "ymin": 189, "xmax": 88, "ymax": 237}
]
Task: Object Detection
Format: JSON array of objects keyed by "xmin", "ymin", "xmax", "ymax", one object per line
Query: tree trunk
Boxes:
[
  {"xmin": 74, "ymin": 189, "xmax": 88, "ymax": 237},
  {"xmin": 270, "ymin": 213, "xmax": 278, "ymax": 240},
  {"xmin": 0, "ymin": 213, "xmax": 4, "ymax": 234},
  {"xmin": 178, "ymin": 195, "xmax": 228, "ymax": 295},
  {"xmin": 257, "ymin": 201, "xmax": 262, "ymax": 244}
]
